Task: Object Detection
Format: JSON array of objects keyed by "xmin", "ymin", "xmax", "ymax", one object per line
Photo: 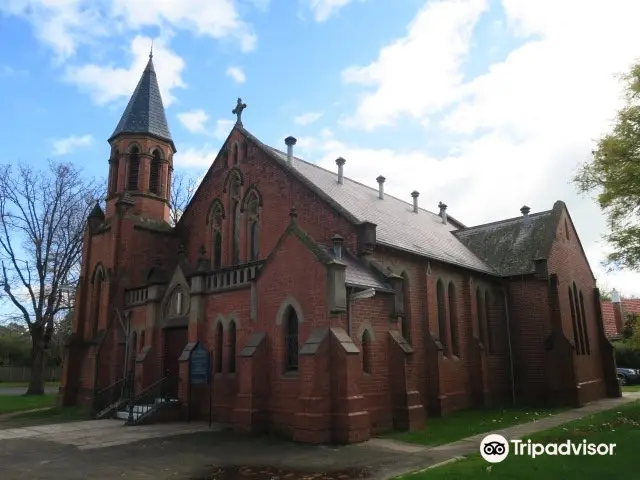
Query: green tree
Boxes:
[{"xmin": 574, "ymin": 62, "xmax": 640, "ymax": 270}]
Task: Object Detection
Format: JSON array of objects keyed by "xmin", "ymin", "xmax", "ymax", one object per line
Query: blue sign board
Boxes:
[{"xmin": 189, "ymin": 343, "xmax": 211, "ymax": 385}]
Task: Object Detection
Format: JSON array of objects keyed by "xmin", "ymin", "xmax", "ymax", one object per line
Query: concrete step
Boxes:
[{"xmin": 115, "ymin": 398, "xmax": 180, "ymax": 421}]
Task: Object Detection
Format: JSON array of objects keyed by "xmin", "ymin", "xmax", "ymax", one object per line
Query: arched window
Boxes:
[
  {"xmin": 401, "ymin": 272, "xmax": 411, "ymax": 342},
  {"xmin": 485, "ymin": 291, "xmax": 493, "ymax": 353},
  {"xmin": 246, "ymin": 192, "xmax": 260, "ymax": 261},
  {"xmin": 579, "ymin": 291, "xmax": 590, "ymax": 355},
  {"xmin": 139, "ymin": 330, "xmax": 145, "ymax": 352},
  {"xmin": 149, "ymin": 149, "xmax": 161, "ymax": 195},
  {"xmin": 568, "ymin": 287, "xmax": 580, "ymax": 354},
  {"xmin": 212, "ymin": 204, "xmax": 223, "ymax": 269},
  {"xmin": 448, "ymin": 281, "xmax": 460, "ymax": 357},
  {"xmin": 92, "ymin": 269, "xmax": 105, "ymax": 338},
  {"xmin": 215, "ymin": 322, "xmax": 223, "ymax": 373},
  {"xmin": 230, "ymin": 176, "xmax": 241, "ymax": 264},
  {"xmin": 109, "ymin": 149, "xmax": 119, "ymax": 194},
  {"xmin": 476, "ymin": 287, "xmax": 487, "ymax": 347},
  {"xmin": 242, "ymin": 140, "xmax": 249, "ymax": 163},
  {"xmin": 362, "ymin": 330, "xmax": 372, "ymax": 374},
  {"xmin": 127, "ymin": 146, "xmax": 140, "ymax": 190},
  {"xmin": 573, "ymin": 282, "xmax": 585, "ymax": 355},
  {"xmin": 284, "ymin": 307, "xmax": 299, "ymax": 372},
  {"xmin": 228, "ymin": 320, "xmax": 237, "ymax": 374},
  {"xmin": 436, "ymin": 279, "xmax": 447, "ymax": 351},
  {"xmin": 129, "ymin": 331, "xmax": 137, "ymax": 371},
  {"xmin": 233, "ymin": 143, "xmax": 239, "ymax": 165}
]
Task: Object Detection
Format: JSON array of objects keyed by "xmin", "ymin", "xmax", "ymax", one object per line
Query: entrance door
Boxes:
[{"xmin": 163, "ymin": 327, "xmax": 188, "ymax": 398}]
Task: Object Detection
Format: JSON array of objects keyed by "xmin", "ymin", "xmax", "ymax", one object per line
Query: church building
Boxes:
[{"xmin": 60, "ymin": 53, "xmax": 621, "ymax": 444}]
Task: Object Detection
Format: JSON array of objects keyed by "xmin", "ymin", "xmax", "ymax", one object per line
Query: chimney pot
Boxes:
[
  {"xmin": 376, "ymin": 175, "xmax": 386, "ymax": 199},
  {"xmin": 336, "ymin": 157, "xmax": 346, "ymax": 185},
  {"xmin": 332, "ymin": 234, "xmax": 344, "ymax": 259},
  {"xmin": 611, "ymin": 288, "xmax": 621, "ymax": 303},
  {"xmin": 411, "ymin": 191, "xmax": 419, "ymax": 213},
  {"xmin": 284, "ymin": 136, "xmax": 297, "ymax": 164},
  {"xmin": 521, "ymin": 205, "xmax": 531, "ymax": 227},
  {"xmin": 438, "ymin": 201, "xmax": 448, "ymax": 225}
]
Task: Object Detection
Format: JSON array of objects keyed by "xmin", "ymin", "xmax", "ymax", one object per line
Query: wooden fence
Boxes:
[{"xmin": 0, "ymin": 365, "xmax": 61, "ymax": 383}]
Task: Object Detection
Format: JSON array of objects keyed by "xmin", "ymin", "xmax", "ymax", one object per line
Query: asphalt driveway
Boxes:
[{"xmin": 0, "ymin": 420, "xmax": 434, "ymax": 480}]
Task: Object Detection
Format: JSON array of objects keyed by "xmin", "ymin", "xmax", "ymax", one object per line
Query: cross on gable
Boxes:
[{"xmin": 232, "ymin": 98, "xmax": 247, "ymax": 126}]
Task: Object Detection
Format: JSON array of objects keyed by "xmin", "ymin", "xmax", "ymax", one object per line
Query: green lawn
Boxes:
[
  {"xmin": 621, "ymin": 384, "xmax": 640, "ymax": 392},
  {"xmin": 387, "ymin": 406, "xmax": 567, "ymax": 447},
  {"xmin": 399, "ymin": 401, "xmax": 640, "ymax": 479},
  {"xmin": 0, "ymin": 394, "xmax": 57, "ymax": 415},
  {"xmin": 0, "ymin": 382, "xmax": 60, "ymax": 388},
  {"xmin": 3, "ymin": 405, "xmax": 90, "ymax": 426}
]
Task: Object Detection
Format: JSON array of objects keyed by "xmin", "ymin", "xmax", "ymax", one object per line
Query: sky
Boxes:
[{"xmin": 1, "ymin": 0, "xmax": 640, "ymax": 298}]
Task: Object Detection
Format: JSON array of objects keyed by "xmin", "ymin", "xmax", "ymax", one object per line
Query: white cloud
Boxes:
[
  {"xmin": 309, "ymin": 0, "xmax": 367, "ymax": 22},
  {"xmin": 0, "ymin": 0, "xmax": 257, "ymax": 61},
  {"xmin": 0, "ymin": 65, "xmax": 28, "ymax": 77},
  {"xmin": 52, "ymin": 134, "xmax": 93, "ymax": 156},
  {"xmin": 64, "ymin": 35, "xmax": 186, "ymax": 106},
  {"xmin": 301, "ymin": 0, "xmax": 640, "ymax": 296},
  {"xmin": 294, "ymin": 111, "xmax": 323, "ymax": 126},
  {"xmin": 341, "ymin": 0, "xmax": 488, "ymax": 130},
  {"xmin": 226, "ymin": 66, "xmax": 246, "ymax": 84},
  {"xmin": 213, "ymin": 119, "xmax": 235, "ymax": 140},
  {"xmin": 177, "ymin": 109, "xmax": 210, "ymax": 134},
  {"xmin": 174, "ymin": 146, "xmax": 219, "ymax": 168}
]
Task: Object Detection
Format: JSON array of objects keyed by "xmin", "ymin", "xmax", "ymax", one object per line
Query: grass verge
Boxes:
[
  {"xmin": 621, "ymin": 384, "xmax": 640, "ymax": 392},
  {"xmin": 0, "ymin": 394, "xmax": 56, "ymax": 415},
  {"xmin": 3, "ymin": 405, "xmax": 90, "ymax": 426},
  {"xmin": 0, "ymin": 382, "xmax": 60, "ymax": 388},
  {"xmin": 399, "ymin": 400, "xmax": 640, "ymax": 479},
  {"xmin": 386, "ymin": 406, "xmax": 567, "ymax": 447}
]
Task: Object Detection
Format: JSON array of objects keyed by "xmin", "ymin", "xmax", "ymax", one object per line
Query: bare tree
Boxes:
[
  {"xmin": 0, "ymin": 161, "xmax": 99, "ymax": 395},
  {"xmin": 169, "ymin": 170, "xmax": 199, "ymax": 226}
]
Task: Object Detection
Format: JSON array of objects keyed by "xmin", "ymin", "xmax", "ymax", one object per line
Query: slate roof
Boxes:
[
  {"xmin": 453, "ymin": 211, "xmax": 556, "ymax": 277},
  {"xmin": 109, "ymin": 55, "xmax": 175, "ymax": 152},
  {"xmin": 320, "ymin": 246, "xmax": 392, "ymax": 291},
  {"xmin": 263, "ymin": 146, "xmax": 494, "ymax": 274}
]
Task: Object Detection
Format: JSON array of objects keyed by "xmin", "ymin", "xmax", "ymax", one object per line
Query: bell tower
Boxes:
[{"xmin": 105, "ymin": 50, "xmax": 176, "ymax": 222}]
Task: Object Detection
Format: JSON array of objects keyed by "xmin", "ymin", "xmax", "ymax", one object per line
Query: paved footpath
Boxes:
[{"xmin": 368, "ymin": 392, "xmax": 640, "ymax": 479}]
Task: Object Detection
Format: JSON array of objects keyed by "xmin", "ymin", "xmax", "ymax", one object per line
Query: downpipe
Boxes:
[{"xmin": 503, "ymin": 288, "xmax": 516, "ymax": 405}]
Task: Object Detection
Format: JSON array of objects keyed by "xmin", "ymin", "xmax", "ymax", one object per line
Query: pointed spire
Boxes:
[
  {"xmin": 149, "ymin": 39, "xmax": 153, "ymax": 60},
  {"xmin": 108, "ymin": 53, "xmax": 176, "ymax": 153}
]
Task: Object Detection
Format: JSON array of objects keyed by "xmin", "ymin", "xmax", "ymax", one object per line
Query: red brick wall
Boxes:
[
  {"xmin": 176, "ymin": 129, "xmax": 358, "ymax": 268},
  {"xmin": 255, "ymin": 232, "xmax": 330, "ymax": 435},
  {"xmin": 507, "ymin": 278, "xmax": 550, "ymax": 403},
  {"xmin": 351, "ymin": 292, "xmax": 394, "ymax": 432},
  {"xmin": 369, "ymin": 247, "xmax": 511, "ymax": 415},
  {"xmin": 547, "ymin": 209, "xmax": 606, "ymax": 402}
]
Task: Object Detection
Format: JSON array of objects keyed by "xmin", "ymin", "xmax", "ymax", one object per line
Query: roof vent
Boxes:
[
  {"xmin": 438, "ymin": 202, "xmax": 447, "ymax": 225},
  {"xmin": 521, "ymin": 205, "xmax": 531, "ymax": 227},
  {"xmin": 332, "ymin": 234, "xmax": 344, "ymax": 259},
  {"xmin": 376, "ymin": 176, "xmax": 385, "ymax": 200},
  {"xmin": 285, "ymin": 136, "xmax": 297, "ymax": 164},
  {"xmin": 336, "ymin": 157, "xmax": 346, "ymax": 185},
  {"xmin": 411, "ymin": 191, "xmax": 419, "ymax": 213}
]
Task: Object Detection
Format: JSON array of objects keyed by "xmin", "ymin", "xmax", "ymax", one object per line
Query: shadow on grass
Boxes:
[
  {"xmin": 401, "ymin": 400, "xmax": 640, "ymax": 479},
  {"xmin": 386, "ymin": 405, "xmax": 569, "ymax": 447}
]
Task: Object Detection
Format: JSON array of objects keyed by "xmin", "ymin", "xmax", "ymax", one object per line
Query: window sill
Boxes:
[{"xmin": 282, "ymin": 371, "xmax": 299, "ymax": 379}]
